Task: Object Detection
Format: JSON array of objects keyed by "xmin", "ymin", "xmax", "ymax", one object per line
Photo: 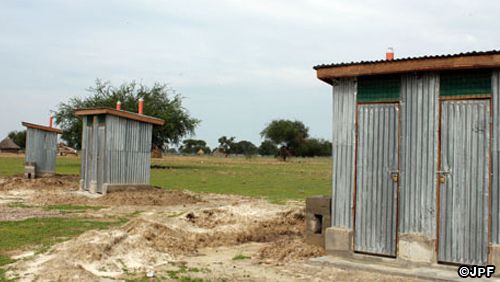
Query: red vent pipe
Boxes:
[
  {"xmin": 138, "ymin": 98, "xmax": 144, "ymax": 115},
  {"xmin": 117, "ymin": 101, "xmax": 121, "ymax": 110},
  {"xmin": 386, "ymin": 47, "xmax": 394, "ymax": 60},
  {"xmin": 49, "ymin": 116, "xmax": 53, "ymax": 128}
]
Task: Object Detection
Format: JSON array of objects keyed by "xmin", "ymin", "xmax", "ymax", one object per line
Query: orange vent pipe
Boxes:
[{"xmin": 139, "ymin": 98, "xmax": 144, "ymax": 115}]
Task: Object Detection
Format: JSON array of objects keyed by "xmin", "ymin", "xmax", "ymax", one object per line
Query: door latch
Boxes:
[
  {"xmin": 437, "ymin": 171, "xmax": 450, "ymax": 183},
  {"xmin": 390, "ymin": 170, "xmax": 399, "ymax": 183}
]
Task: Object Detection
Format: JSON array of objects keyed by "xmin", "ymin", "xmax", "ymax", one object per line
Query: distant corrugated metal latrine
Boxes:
[
  {"xmin": 22, "ymin": 122, "xmax": 63, "ymax": 178},
  {"xmin": 75, "ymin": 107, "xmax": 164, "ymax": 194},
  {"xmin": 315, "ymin": 50, "xmax": 500, "ymax": 269}
]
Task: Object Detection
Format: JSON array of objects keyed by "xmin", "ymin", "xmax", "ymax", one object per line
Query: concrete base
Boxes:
[
  {"xmin": 305, "ymin": 195, "xmax": 331, "ymax": 247},
  {"xmin": 89, "ymin": 181, "xmax": 97, "ymax": 194},
  {"xmin": 101, "ymin": 183, "xmax": 152, "ymax": 195},
  {"xmin": 24, "ymin": 164, "xmax": 36, "ymax": 179},
  {"xmin": 36, "ymin": 170, "xmax": 55, "ymax": 178},
  {"xmin": 79, "ymin": 180, "xmax": 85, "ymax": 192},
  {"xmin": 489, "ymin": 245, "xmax": 500, "ymax": 276},
  {"xmin": 398, "ymin": 233, "xmax": 436, "ymax": 264},
  {"xmin": 325, "ymin": 227, "xmax": 353, "ymax": 256}
]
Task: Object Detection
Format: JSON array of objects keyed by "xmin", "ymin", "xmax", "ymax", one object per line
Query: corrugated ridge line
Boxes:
[
  {"xmin": 492, "ymin": 70, "xmax": 500, "ymax": 244},
  {"xmin": 331, "ymin": 77, "xmax": 356, "ymax": 228},
  {"xmin": 399, "ymin": 73, "xmax": 439, "ymax": 237}
]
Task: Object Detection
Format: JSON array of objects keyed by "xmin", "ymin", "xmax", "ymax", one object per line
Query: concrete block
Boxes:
[
  {"xmin": 398, "ymin": 233, "xmax": 436, "ymax": 264},
  {"xmin": 24, "ymin": 165, "xmax": 36, "ymax": 179},
  {"xmin": 79, "ymin": 180, "xmax": 85, "ymax": 192},
  {"xmin": 89, "ymin": 181, "xmax": 97, "ymax": 194},
  {"xmin": 305, "ymin": 195, "xmax": 331, "ymax": 248},
  {"xmin": 37, "ymin": 170, "xmax": 55, "ymax": 177},
  {"xmin": 489, "ymin": 245, "xmax": 500, "ymax": 276},
  {"xmin": 325, "ymin": 227, "xmax": 352, "ymax": 256}
]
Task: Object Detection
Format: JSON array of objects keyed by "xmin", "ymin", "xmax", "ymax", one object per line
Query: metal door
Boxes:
[
  {"xmin": 438, "ymin": 100, "xmax": 491, "ymax": 265},
  {"xmin": 354, "ymin": 103, "xmax": 399, "ymax": 256},
  {"xmin": 83, "ymin": 123, "xmax": 93, "ymax": 190},
  {"xmin": 96, "ymin": 125, "xmax": 106, "ymax": 193}
]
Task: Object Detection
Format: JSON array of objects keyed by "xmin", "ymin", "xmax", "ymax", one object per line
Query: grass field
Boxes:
[{"xmin": 0, "ymin": 154, "xmax": 332, "ymax": 203}]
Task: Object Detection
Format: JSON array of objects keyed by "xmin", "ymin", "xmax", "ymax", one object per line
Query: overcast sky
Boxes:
[{"xmin": 2, "ymin": 0, "xmax": 500, "ymax": 149}]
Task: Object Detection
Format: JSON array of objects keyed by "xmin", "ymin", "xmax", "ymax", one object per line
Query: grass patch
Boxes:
[
  {"xmin": 232, "ymin": 254, "xmax": 251, "ymax": 260},
  {"xmin": 0, "ymin": 155, "xmax": 332, "ymax": 203},
  {"xmin": 43, "ymin": 205, "xmax": 107, "ymax": 213},
  {"xmin": 6, "ymin": 202, "xmax": 32, "ymax": 208},
  {"xmin": 0, "ymin": 217, "xmax": 127, "ymax": 262}
]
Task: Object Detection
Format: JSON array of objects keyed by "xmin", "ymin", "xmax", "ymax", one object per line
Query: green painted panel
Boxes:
[
  {"xmin": 86, "ymin": 116, "xmax": 94, "ymax": 126},
  {"xmin": 358, "ymin": 75, "xmax": 400, "ymax": 102},
  {"xmin": 98, "ymin": 114, "xmax": 106, "ymax": 124},
  {"xmin": 440, "ymin": 69, "xmax": 491, "ymax": 97}
]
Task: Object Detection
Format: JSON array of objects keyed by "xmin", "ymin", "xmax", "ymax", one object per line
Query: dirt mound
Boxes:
[
  {"xmin": 10, "ymin": 201, "xmax": 309, "ymax": 281},
  {"xmin": 30, "ymin": 188, "xmax": 201, "ymax": 207},
  {"xmin": 0, "ymin": 175, "xmax": 79, "ymax": 191},
  {"xmin": 258, "ymin": 238, "xmax": 324, "ymax": 263}
]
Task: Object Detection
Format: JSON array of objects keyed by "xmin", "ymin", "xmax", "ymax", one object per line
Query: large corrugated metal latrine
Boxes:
[
  {"xmin": 314, "ymin": 50, "xmax": 500, "ymax": 269},
  {"xmin": 22, "ymin": 122, "xmax": 63, "ymax": 178},
  {"xmin": 75, "ymin": 108, "xmax": 164, "ymax": 194}
]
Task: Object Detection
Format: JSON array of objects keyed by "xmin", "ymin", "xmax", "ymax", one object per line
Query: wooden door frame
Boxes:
[
  {"xmin": 352, "ymin": 101, "xmax": 401, "ymax": 258},
  {"xmin": 435, "ymin": 96, "xmax": 493, "ymax": 264}
]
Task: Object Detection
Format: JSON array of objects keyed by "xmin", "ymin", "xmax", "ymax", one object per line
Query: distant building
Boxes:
[
  {"xmin": 0, "ymin": 136, "xmax": 21, "ymax": 154},
  {"xmin": 22, "ymin": 122, "xmax": 63, "ymax": 178},
  {"xmin": 75, "ymin": 107, "xmax": 164, "ymax": 194}
]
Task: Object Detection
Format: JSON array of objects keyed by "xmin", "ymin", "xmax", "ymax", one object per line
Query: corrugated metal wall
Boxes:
[
  {"xmin": 354, "ymin": 103, "xmax": 399, "ymax": 256},
  {"xmin": 105, "ymin": 115, "xmax": 153, "ymax": 185},
  {"xmin": 331, "ymin": 77, "xmax": 357, "ymax": 229},
  {"xmin": 491, "ymin": 70, "xmax": 500, "ymax": 245},
  {"xmin": 438, "ymin": 100, "xmax": 490, "ymax": 265},
  {"xmin": 25, "ymin": 127, "xmax": 58, "ymax": 175},
  {"xmin": 399, "ymin": 73, "xmax": 439, "ymax": 237}
]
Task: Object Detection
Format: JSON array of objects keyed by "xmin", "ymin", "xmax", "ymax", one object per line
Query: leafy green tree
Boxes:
[
  {"xmin": 179, "ymin": 139, "xmax": 211, "ymax": 154},
  {"xmin": 8, "ymin": 130, "xmax": 27, "ymax": 149},
  {"xmin": 235, "ymin": 140, "xmax": 258, "ymax": 156},
  {"xmin": 260, "ymin": 119, "xmax": 309, "ymax": 160},
  {"xmin": 52, "ymin": 79, "xmax": 200, "ymax": 150},
  {"xmin": 217, "ymin": 136, "xmax": 235, "ymax": 157},
  {"xmin": 296, "ymin": 138, "xmax": 332, "ymax": 157},
  {"xmin": 258, "ymin": 140, "xmax": 279, "ymax": 156}
]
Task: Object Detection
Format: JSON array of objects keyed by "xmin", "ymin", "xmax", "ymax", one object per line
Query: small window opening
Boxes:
[
  {"xmin": 27, "ymin": 173, "xmax": 31, "ymax": 179},
  {"xmin": 313, "ymin": 214, "xmax": 323, "ymax": 234}
]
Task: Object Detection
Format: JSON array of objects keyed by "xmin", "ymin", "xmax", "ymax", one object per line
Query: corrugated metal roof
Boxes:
[
  {"xmin": 313, "ymin": 50, "xmax": 500, "ymax": 70},
  {"xmin": 75, "ymin": 108, "xmax": 164, "ymax": 126}
]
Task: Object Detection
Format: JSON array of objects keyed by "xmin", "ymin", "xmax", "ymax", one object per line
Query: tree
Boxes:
[
  {"xmin": 217, "ymin": 136, "xmax": 235, "ymax": 157},
  {"xmin": 260, "ymin": 119, "xmax": 309, "ymax": 160},
  {"xmin": 296, "ymin": 138, "xmax": 332, "ymax": 157},
  {"xmin": 52, "ymin": 79, "xmax": 200, "ymax": 150},
  {"xmin": 179, "ymin": 139, "xmax": 211, "ymax": 155},
  {"xmin": 8, "ymin": 130, "xmax": 27, "ymax": 149},
  {"xmin": 236, "ymin": 140, "xmax": 258, "ymax": 157},
  {"xmin": 258, "ymin": 140, "xmax": 279, "ymax": 156}
]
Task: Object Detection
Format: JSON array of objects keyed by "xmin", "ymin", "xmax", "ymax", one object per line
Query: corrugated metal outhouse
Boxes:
[
  {"xmin": 314, "ymin": 50, "xmax": 500, "ymax": 268},
  {"xmin": 75, "ymin": 107, "xmax": 164, "ymax": 194},
  {"xmin": 22, "ymin": 122, "xmax": 63, "ymax": 178}
]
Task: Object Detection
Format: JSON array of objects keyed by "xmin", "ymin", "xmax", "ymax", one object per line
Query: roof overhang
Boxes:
[
  {"xmin": 22, "ymin": 122, "xmax": 63, "ymax": 134},
  {"xmin": 75, "ymin": 108, "xmax": 165, "ymax": 126},
  {"xmin": 315, "ymin": 51, "xmax": 500, "ymax": 85}
]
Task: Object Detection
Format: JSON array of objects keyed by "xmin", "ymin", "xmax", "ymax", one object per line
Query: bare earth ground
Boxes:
[{"xmin": 0, "ymin": 175, "xmax": 419, "ymax": 281}]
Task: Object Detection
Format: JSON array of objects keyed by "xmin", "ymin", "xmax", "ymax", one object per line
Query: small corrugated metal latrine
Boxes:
[
  {"xmin": 75, "ymin": 108, "xmax": 164, "ymax": 194},
  {"xmin": 22, "ymin": 122, "xmax": 63, "ymax": 178},
  {"xmin": 314, "ymin": 50, "xmax": 500, "ymax": 269}
]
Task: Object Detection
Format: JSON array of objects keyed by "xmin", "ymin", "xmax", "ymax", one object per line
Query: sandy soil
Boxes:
[{"xmin": 0, "ymin": 175, "xmax": 419, "ymax": 281}]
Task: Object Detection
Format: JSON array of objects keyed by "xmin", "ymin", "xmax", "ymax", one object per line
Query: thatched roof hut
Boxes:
[{"xmin": 0, "ymin": 137, "xmax": 21, "ymax": 153}]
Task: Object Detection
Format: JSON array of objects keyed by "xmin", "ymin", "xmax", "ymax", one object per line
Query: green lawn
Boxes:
[{"xmin": 0, "ymin": 155, "xmax": 332, "ymax": 203}]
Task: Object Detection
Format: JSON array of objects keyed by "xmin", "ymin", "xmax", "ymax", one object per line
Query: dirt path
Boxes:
[{"xmin": 0, "ymin": 175, "xmax": 418, "ymax": 281}]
